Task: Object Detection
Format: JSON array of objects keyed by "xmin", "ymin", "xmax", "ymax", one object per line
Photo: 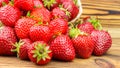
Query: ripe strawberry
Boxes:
[
  {"xmin": 62, "ymin": 1, "xmax": 79, "ymax": 20},
  {"xmin": 60, "ymin": 0, "xmax": 73, "ymax": 3},
  {"xmin": 82, "ymin": 16, "xmax": 102, "ymax": 30},
  {"xmin": 50, "ymin": 35, "xmax": 75, "ymax": 61},
  {"xmin": 51, "ymin": 7, "xmax": 70, "ymax": 21},
  {"xmin": 91, "ymin": 30, "xmax": 112, "ymax": 56},
  {"xmin": 77, "ymin": 17, "xmax": 104, "ymax": 34},
  {"xmin": 12, "ymin": 39, "xmax": 32, "ymax": 60},
  {"xmin": 29, "ymin": 24, "xmax": 52, "ymax": 43},
  {"xmin": 49, "ymin": 18, "xmax": 68, "ymax": 36},
  {"xmin": 69, "ymin": 28, "xmax": 95, "ymax": 58},
  {"xmin": 30, "ymin": 7, "xmax": 51, "ymax": 24},
  {"xmin": 15, "ymin": 17, "xmax": 37, "ymax": 39},
  {"xmin": 28, "ymin": 41, "xmax": 52, "ymax": 65},
  {"xmin": 33, "ymin": 0, "xmax": 44, "ymax": 8},
  {"xmin": 14, "ymin": 0, "xmax": 34, "ymax": 11},
  {"xmin": 0, "ymin": 5, "xmax": 21, "ymax": 27},
  {"xmin": 77, "ymin": 22, "xmax": 95, "ymax": 34},
  {"xmin": 0, "ymin": 0, "xmax": 9, "ymax": 7},
  {"xmin": 42, "ymin": 0, "xmax": 61, "ymax": 10},
  {"xmin": 0, "ymin": 23, "xmax": 17, "ymax": 56}
]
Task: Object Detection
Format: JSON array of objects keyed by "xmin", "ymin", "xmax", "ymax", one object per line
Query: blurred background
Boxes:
[{"xmin": 81, "ymin": 0, "xmax": 120, "ymax": 38}]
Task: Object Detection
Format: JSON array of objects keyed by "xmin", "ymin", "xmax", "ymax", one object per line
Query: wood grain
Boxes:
[{"xmin": 0, "ymin": 0, "xmax": 120, "ymax": 68}]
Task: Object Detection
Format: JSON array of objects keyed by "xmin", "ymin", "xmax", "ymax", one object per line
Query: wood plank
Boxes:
[{"xmin": 81, "ymin": 0, "xmax": 120, "ymax": 20}]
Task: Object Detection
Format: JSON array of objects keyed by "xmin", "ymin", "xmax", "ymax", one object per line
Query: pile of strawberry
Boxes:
[{"xmin": 0, "ymin": 0, "xmax": 112, "ymax": 65}]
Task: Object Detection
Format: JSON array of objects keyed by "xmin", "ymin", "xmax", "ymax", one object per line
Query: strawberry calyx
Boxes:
[
  {"xmin": 73, "ymin": 0, "xmax": 77, "ymax": 5},
  {"xmin": 0, "ymin": 21, "xmax": 4, "ymax": 27},
  {"xmin": 32, "ymin": 43, "xmax": 52, "ymax": 63},
  {"xmin": 11, "ymin": 40, "xmax": 24, "ymax": 57},
  {"xmin": 69, "ymin": 21, "xmax": 88, "ymax": 38},
  {"xmin": 26, "ymin": 11, "xmax": 31, "ymax": 17},
  {"xmin": 69, "ymin": 27, "xmax": 88, "ymax": 38},
  {"xmin": 86, "ymin": 17, "xmax": 103, "ymax": 30},
  {"xmin": 43, "ymin": 0, "xmax": 56, "ymax": 9},
  {"xmin": 8, "ymin": 0, "xmax": 14, "ymax": 6},
  {"xmin": 2, "ymin": 2, "xmax": 7, "ymax": 6},
  {"xmin": 69, "ymin": 27, "xmax": 81, "ymax": 38},
  {"xmin": 59, "ymin": 5, "xmax": 71, "ymax": 18}
]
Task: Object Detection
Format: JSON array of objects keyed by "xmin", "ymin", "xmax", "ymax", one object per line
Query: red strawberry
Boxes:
[
  {"xmin": 62, "ymin": 1, "xmax": 79, "ymax": 20},
  {"xmin": 14, "ymin": 0, "xmax": 34, "ymax": 11},
  {"xmin": 42, "ymin": 0, "xmax": 61, "ymax": 10},
  {"xmin": 77, "ymin": 22, "xmax": 95, "ymax": 34},
  {"xmin": 91, "ymin": 30, "xmax": 112, "ymax": 56},
  {"xmin": 82, "ymin": 16, "xmax": 102, "ymax": 30},
  {"xmin": 29, "ymin": 24, "xmax": 52, "ymax": 43},
  {"xmin": 0, "ymin": 23, "xmax": 17, "ymax": 56},
  {"xmin": 69, "ymin": 28, "xmax": 95, "ymax": 58},
  {"xmin": 0, "ymin": 5, "xmax": 21, "ymax": 27},
  {"xmin": 33, "ymin": 0, "xmax": 44, "ymax": 8},
  {"xmin": 15, "ymin": 17, "xmax": 37, "ymax": 39},
  {"xmin": 12, "ymin": 38, "xmax": 32, "ymax": 60},
  {"xmin": 20, "ymin": 10, "xmax": 28, "ymax": 16},
  {"xmin": 51, "ymin": 7, "xmax": 70, "ymax": 21},
  {"xmin": 77, "ymin": 17, "xmax": 104, "ymax": 34},
  {"xmin": 49, "ymin": 18, "xmax": 68, "ymax": 36},
  {"xmin": 60, "ymin": 0, "xmax": 73, "ymax": 3},
  {"xmin": 28, "ymin": 41, "xmax": 52, "ymax": 65},
  {"xmin": 0, "ymin": 0, "xmax": 9, "ymax": 7},
  {"xmin": 30, "ymin": 7, "xmax": 51, "ymax": 24},
  {"xmin": 50, "ymin": 35, "xmax": 75, "ymax": 61}
]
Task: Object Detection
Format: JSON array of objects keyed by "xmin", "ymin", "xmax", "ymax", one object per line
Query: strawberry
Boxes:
[
  {"xmin": 29, "ymin": 24, "xmax": 52, "ymax": 43},
  {"xmin": 62, "ymin": 1, "xmax": 79, "ymax": 20},
  {"xmin": 49, "ymin": 18, "xmax": 68, "ymax": 36},
  {"xmin": 30, "ymin": 7, "xmax": 51, "ymax": 24},
  {"xmin": 50, "ymin": 35, "xmax": 75, "ymax": 61},
  {"xmin": 28, "ymin": 41, "xmax": 52, "ymax": 65},
  {"xmin": 12, "ymin": 39, "xmax": 32, "ymax": 60},
  {"xmin": 60, "ymin": 0, "xmax": 73, "ymax": 3},
  {"xmin": 91, "ymin": 30, "xmax": 112, "ymax": 56},
  {"xmin": 82, "ymin": 16, "xmax": 102, "ymax": 30},
  {"xmin": 0, "ymin": 5, "xmax": 21, "ymax": 27},
  {"xmin": 69, "ymin": 28, "xmax": 95, "ymax": 58},
  {"xmin": 51, "ymin": 7, "xmax": 70, "ymax": 21},
  {"xmin": 0, "ymin": 23, "xmax": 17, "ymax": 56},
  {"xmin": 0, "ymin": 0, "xmax": 9, "ymax": 7},
  {"xmin": 33, "ymin": 0, "xmax": 44, "ymax": 8},
  {"xmin": 42, "ymin": 0, "xmax": 61, "ymax": 10},
  {"xmin": 15, "ymin": 17, "xmax": 37, "ymax": 39},
  {"xmin": 77, "ymin": 17, "xmax": 104, "ymax": 34},
  {"xmin": 77, "ymin": 22, "xmax": 95, "ymax": 34},
  {"xmin": 14, "ymin": 0, "xmax": 34, "ymax": 11}
]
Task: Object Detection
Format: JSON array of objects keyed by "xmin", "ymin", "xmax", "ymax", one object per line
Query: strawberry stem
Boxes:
[
  {"xmin": 43, "ymin": 0, "xmax": 56, "ymax": 9},
  {"xmin": 59, "ymin": 5, "xmax": 71, "ymax": 18}
]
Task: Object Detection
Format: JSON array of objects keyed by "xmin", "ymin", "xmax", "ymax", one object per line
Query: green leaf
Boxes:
[{"xmin": 26, "ymin": 11, "xmax": 31, "ymax": 17}]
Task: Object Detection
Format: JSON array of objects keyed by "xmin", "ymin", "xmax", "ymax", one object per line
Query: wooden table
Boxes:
[{"xmin": 0, "ymin": 0, "xmax": 120, "ymax": 68}]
